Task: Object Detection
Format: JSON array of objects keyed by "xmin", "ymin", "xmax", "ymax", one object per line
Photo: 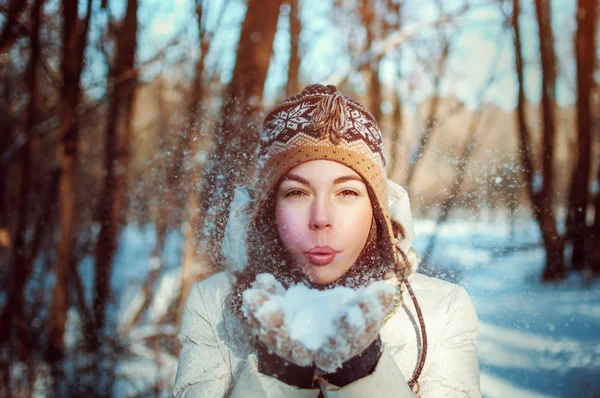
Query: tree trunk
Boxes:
[
  {"xmin": 178, "ymin": 183, "xmax": 204, "ymax": 331},
  {"xmin": 534, "ymin": 0, "xmax": 564, "ymax": 281},
  {"xmin": 359, "ymin": 0, "xmax": 382, "ymax": 124},
  {"xmin": 169, "ymin": 0, "xmax": 209, "ymax": 199},
  {"xmin": 386, "ymin": 0, "xmax": 403, "ymax": 182},
  {"xmin": 198, "ymin": 0, "xmax": 283, "ymax": 269},
  {"xmin": 177, "ymin": 0, "xmax": 211, "ymax": 327},
  {"xmin": 0, "ymin": 0, "xmax": 44, "ymax": 360},
  {"xmin": 0, "ymin": 0, "xmax": 28, "ymax": 55},
  {"xmin": 577, "ymin": 0, "xmax": 599, "ymax": 273},
  {"xmin": 152, "ymin": 78, "xmax": 170, "ymax": 265},
  {"xmin": 591, "ymin": 169, "xmax": 600, "ymax": 274},
  {"xmin": 47, "ymin": 0, "xmax": 93, "ymax": 364},
  {"xmin": 160, "ymin": 76, "xmax": 177, "ymax": 253},
  {"xmin": 389, "ymin": 88, "xmax": 404, "ymax": 182},
  {"xmin": 286, "ymin": 0, "xmax": 301, "ymax": 97},
  {"xmin": 513, "ymin": 0, "xmax": 564, "ymax": 281},
  {"xmin": 0, "ymin": 87, "xmax": 12, "ymax": 257},
  {"xmin": 368, "ymin": 61, "xmax": 382, "ymax": 123},
  {"xmin": 512, "ymin": 0, "xmax": 536, "ymax": 208},
  {"xmin": 93, "ymin": 0, "xmax": 138, "ymax": 337}
]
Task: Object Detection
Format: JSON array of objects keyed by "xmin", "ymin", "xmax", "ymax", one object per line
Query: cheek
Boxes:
[
  {"xmin": 275, "ymin": 202, "xmax": 305, "ymax": 247},
  {"xmin": 340, "ymin": 201, "xmax": 373, "ymax": 246}
]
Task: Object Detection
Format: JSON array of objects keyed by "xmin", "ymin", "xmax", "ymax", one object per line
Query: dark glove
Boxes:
[
  {"xmin": 256, "ymin": 342, "xmax": 315, "ymax": 389},
  {"xmin": 320, "ymin": 335, "xmax": 382, "ymax": 387}
]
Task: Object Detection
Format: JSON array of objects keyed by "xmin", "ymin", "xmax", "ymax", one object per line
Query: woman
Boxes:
[{"xmin": 173, "ymin": 84, "xmax": 480, "ymax": 397}]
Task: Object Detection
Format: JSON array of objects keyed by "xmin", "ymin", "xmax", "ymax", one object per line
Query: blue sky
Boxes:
[{"xmin": 95, "ymin": 0, "xmax": 591, "ymax": 113}]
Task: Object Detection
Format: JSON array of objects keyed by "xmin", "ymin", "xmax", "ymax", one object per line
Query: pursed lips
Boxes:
[{"xmin": 305, "ymin": 246, "xmax": 339, "ymax": 265}]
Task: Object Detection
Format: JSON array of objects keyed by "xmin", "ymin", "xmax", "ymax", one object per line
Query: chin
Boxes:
[
  {"xmin": 311, "ymin": 276, "xmax": 336, "ymax": 285},
  {"xmin": 305, "ymin": 267, "xmax": 345, "ymax": 285}
]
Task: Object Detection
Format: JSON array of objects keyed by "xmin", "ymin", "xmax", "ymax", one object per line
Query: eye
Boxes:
[
  {"xmin": 284, "ymin": 189, "xmax": 306, "ymax": 198},
  {"xmin": 339, "ymin": 189, "xmax": 359, "ymax": 197}
]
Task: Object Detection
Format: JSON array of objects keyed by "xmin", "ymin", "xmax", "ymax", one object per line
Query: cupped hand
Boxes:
[{"xmin": 242, "ymin": 274, "xmax": 396, "ymax": 373}]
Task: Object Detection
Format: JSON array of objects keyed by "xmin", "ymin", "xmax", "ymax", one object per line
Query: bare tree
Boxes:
[
  {"xmin": 93, "ymin": 0, "xmax": 138, "ymax": 337},
  {"xmin": 46, "ymin": 0, "xmax": 93, "ymax": 364},
  {"xmin": 168, "ymin": 0, "xmax": 221, "ymax": 221},
  {"xmin": 177, "ymin": 0, "xmax": 230, "ymax": 327},
  {"xmin": 534, "ymin": 0, "xmax": 563, "ymax": 280},
  {"xmin": 404, "ymin": 0, "xmax": 452, "ymax": 188},
  {"xmin": 0, "ymin": 72, "xmax": 13, "ymax": 273},
  {"xmin": 512, "ymin": 0, "xmax": 564, "ymax": 281},
  {"xmin": 574, "ymin": 0, "xmax": 599, "ymax": 274},
  {"xmin": 360, "ymin": 0, "xmax": 382, "ymax": 124},
  {"xmin": 153, "ymin": 78, "xmax": 172, "ymax": 263},
  {"xmin": 114, "ymin": 78, "xmax": 173, "ymax": 337},
  {"xmin": 0, "ymin": 0, "xmax": 45, "ymax": 364},
  {"xmin": 198, "ymin": 0, "xmax": 283, "ymax": 269},
  {"xmin": 325, "ymin": 4, "xmax": 470, "ymax": 87},
  {"xmin": 420, "ymin": 27, "xmax": 507, "ymax": 270},
  {"xmin": 286, "ymin": 0, "xmax": 301, "ymax": 96},
  {"xmin": 386, "ymin": 0, "xmax": 404, "ymax": 183},
  {"xmin": 0, "ymin": 0, "xmax": 29, "ymax": 55},
  {"xmin": 567, "ymin": 0, "xmax": 598, "ymax": 273}
]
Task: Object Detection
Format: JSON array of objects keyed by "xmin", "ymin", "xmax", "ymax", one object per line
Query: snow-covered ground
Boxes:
[
  {"xmin": 109, "ymin": 216, "xmax": 600, "ymax": 397},
  {"xmin": 414, "ymin": 217, "xmax": 600, "ymax": 398}
]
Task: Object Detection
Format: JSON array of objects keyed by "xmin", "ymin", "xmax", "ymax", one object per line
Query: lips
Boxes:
[{"xmin": 305, "ymin": 246, "xmax": 338, "ymax": 266}]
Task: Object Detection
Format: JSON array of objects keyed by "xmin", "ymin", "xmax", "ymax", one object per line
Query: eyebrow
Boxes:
[{"xmin": 281, "ymin": 173, "xmax": 364, "ymax": 186}]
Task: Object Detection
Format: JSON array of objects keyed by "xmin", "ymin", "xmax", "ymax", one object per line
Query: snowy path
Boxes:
[{"xmin": 415, "ymin": 218, "xmax": 600, "ymax": 397}]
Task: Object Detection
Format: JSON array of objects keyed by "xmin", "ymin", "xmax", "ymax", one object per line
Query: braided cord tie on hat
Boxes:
[{"xmin": 311, "ymin": 89, "xmax": 350, "ymax": 144}]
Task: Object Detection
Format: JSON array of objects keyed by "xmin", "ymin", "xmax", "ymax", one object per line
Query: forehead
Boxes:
[{"xmin": 280, "ymin": 160, "xmax": 364, "ymax": 185}]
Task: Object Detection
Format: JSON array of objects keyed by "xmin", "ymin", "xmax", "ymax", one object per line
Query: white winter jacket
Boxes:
[
  {"xmin": 173, "ymin": 269, "xmax": 480, "ymax": 397},
  {"xmin": 174, "ymin": 180, "xmax": 480, "ymax": 397}
]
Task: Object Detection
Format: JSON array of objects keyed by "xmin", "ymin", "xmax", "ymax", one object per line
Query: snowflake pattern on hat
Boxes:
[
  {"xmin": 262, "ymin": 101, "xmax": 314, "ymax": 143},
  {"xmin": 349, "ymin": 108, "xmax": 383, "ymax": 151}
]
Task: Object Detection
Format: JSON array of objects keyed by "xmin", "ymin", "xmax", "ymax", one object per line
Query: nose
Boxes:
[{"xmin": 309, "ymin": 196, "xmax": 333, "ymax": 230}]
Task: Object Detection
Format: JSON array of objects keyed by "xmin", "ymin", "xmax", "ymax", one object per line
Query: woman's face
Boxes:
[{"xmin": 275, "ymin": 160, "xmax": 373, "ymax": 284}]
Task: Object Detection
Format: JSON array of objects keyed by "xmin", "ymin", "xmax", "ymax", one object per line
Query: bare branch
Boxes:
[
  {"xmin": 325, "ymin": 3, "xmax": 476, "ymax": 86},
  {"xmin": 420, "ymin": 24, "xmax": 509, "ymax": 270}
]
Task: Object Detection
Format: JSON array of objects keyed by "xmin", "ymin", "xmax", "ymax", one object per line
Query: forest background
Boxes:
[{"xmin": 0, "ymin": 0, "xmax": 598, "ymax": 396}]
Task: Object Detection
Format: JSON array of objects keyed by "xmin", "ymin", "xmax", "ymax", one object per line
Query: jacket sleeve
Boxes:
[
  {"xmin": 173, "ymin": 279, "xmax": 322, "ymax": 398},
  {"xmin": 319, "ymin": 349, "xmax": 414, "ymax": 397},
  {"xmin": 173, "ymin": 282, "xmax": 233, "ymax": 397},
  {"xmin": 418, "ymin": 286, "xmax": 481, "ymax": 398}
]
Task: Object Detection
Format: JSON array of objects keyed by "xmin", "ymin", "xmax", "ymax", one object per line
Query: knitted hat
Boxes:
[{"xmin": 246, "ymin": 84, "xmax": 407, "ymax": 278}]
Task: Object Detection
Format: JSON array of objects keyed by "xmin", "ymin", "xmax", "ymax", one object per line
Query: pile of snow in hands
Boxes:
[{"xmin": 242, "ymin": 273, "xmax": 396, "ymax": 372}]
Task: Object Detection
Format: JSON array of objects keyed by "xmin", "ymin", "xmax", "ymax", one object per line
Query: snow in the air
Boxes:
[{"xmin": 99, "ymin": 216, "xmax": 599, "ymax": 397}]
